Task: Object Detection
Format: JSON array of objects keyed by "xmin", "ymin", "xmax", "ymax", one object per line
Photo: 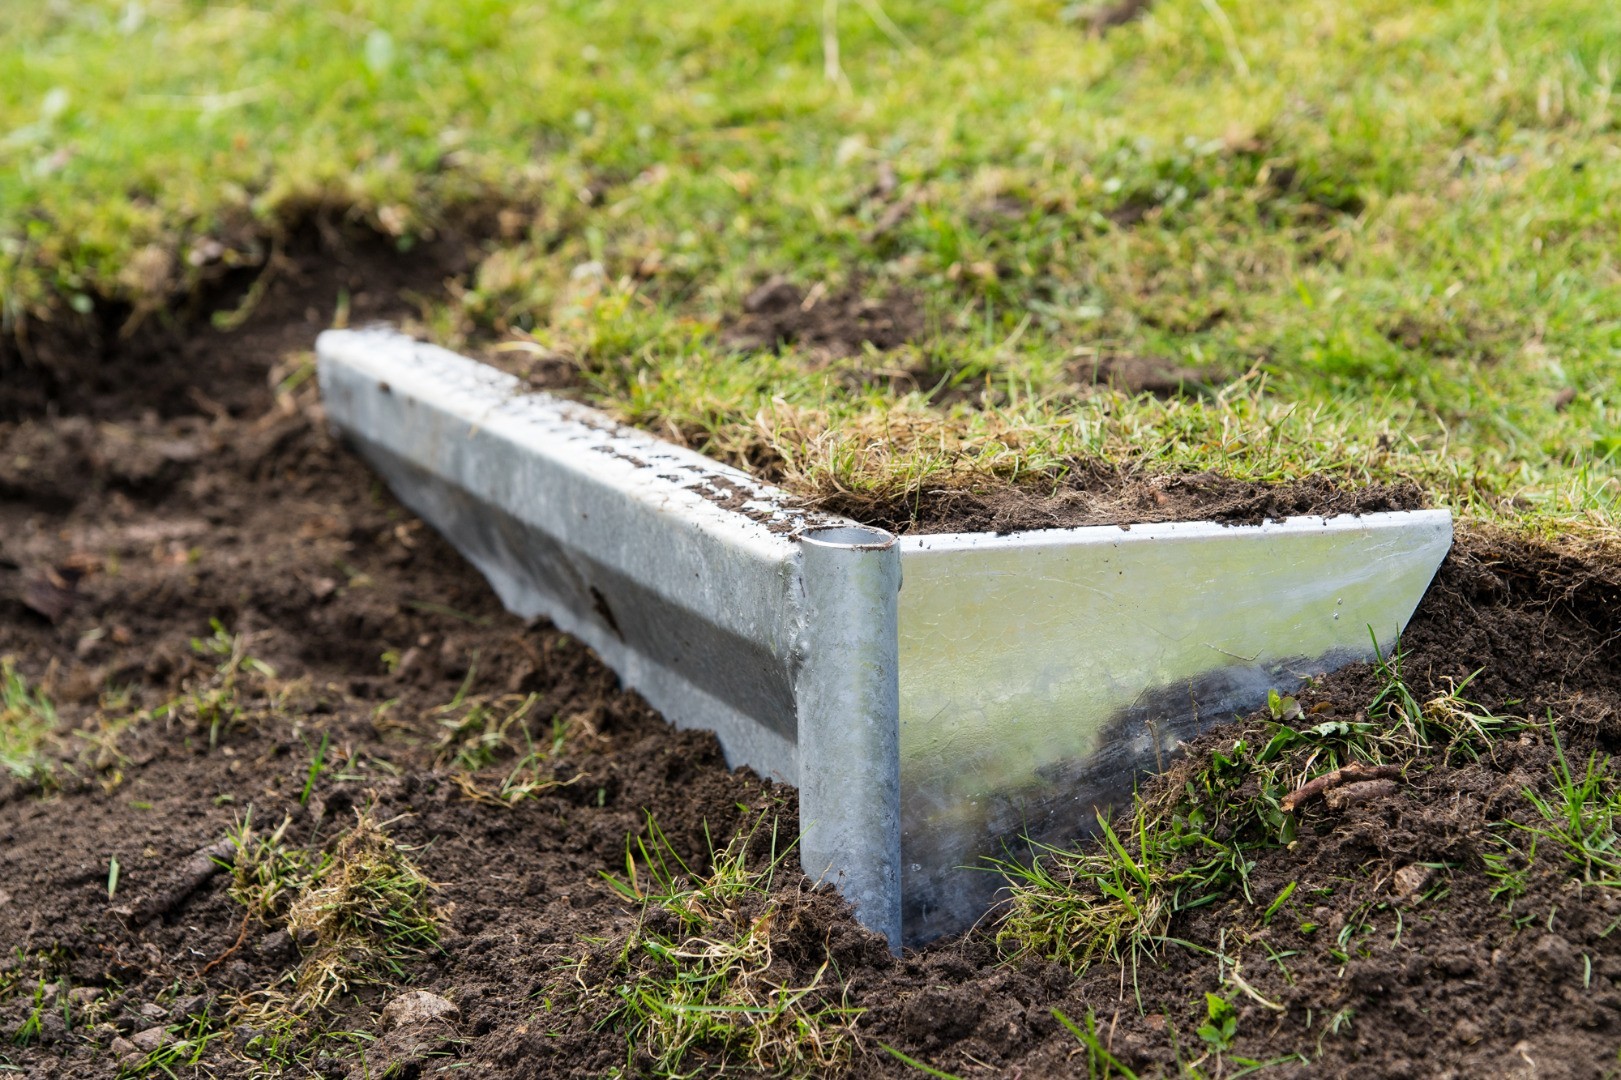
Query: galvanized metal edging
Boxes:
[
  {"xmin": 317, "ymin": 328, "xmax": 906, "ymax": 947},
  {"xmin": 892, "ymin": 509, "xmax": 1452, "ymax": 939},
  {"xmin": 317, "ymin": 327, "xmax": 1453, "ymax": 950}
]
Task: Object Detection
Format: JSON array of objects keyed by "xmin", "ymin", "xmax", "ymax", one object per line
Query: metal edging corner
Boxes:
[
  {"xmin": 317, "ymin": 325, "xmax": 1451, "ymax": 952},
  {"xmin": 317, "ymin": 327, "xmax": 906, "ymax": 951}
]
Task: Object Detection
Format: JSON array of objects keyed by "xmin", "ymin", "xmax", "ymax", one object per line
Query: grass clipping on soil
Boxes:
[
  {"xmin": 591, "ymin": 816, "xmax": 861, "ymax": 1078},
  {"xmin": 230, "ymin": 806, "xmax": 442, "ymax": 1014},
  {"xmin": 0, "ymin": 657, "xmax": 57, "ymax": 786}
]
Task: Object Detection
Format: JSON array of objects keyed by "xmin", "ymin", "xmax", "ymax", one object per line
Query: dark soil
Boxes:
[
  {"xmin": 0, "ymin": 220, "xmax": 479, "ymax": 423},
  {"xmin": 4, "ymin": 243, "xmax": 1621, "ymax": 1078},
  {"xmin": 1068, "ymin": 352, "xmax": 1219, "ymax": 398},
  {"xmin": 1072, "ymin": 0, "xmax": 1155, "ymax": 34},
  {"xmin": 845, "ymin": 464, "xmax": 1430, "ymax": 536},
  {"xmin": 720, "ymin": 275, "xmax": 926, "ymax": 360}
]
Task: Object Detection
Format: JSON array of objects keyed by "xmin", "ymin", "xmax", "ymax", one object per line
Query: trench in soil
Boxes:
[{"xmin": 4, "ymin": 234, "xmax": 1621, "ymax": 1078}]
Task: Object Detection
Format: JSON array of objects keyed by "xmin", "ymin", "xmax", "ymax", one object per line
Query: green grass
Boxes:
[
  {"xmin": 1512, "ymin": 719, "xmax": 1621, "ymax": 886},
  {"xmin": 115, "ymin": 1012, "xmax": 227, "ymax": 1079},
  {"xmin": 298, "ymin": 731, "xmax": 330, "ymax": 807},
  {"xmin": 597, "ymin": 814, "xmax": 860, "ymax": 1078},
  {"xmin": 426, "ymin": 678, "xmax": 590, "ymax": 806},
  {"xmin": 2, "ymin": 0, "xmax": 1617, "ymax": 531},
  {"xmin": 153, "ymin": 619, "xmax": 280, "ymax": 749},
  {"xmin": 278, "ymin": 808, "xmax": 442, "ymax": 1010},
  {"xmin": 8, "ymin": 980, "xmax": 48, "ymax": 1048},
  {"xmin": 882, "ymin": 1007, "xmax": 1144, "ymax": 1080},
  {"xmin": 1473, "ymin": 717, "xmax": 1621, "ymax": 930},
  {"xmin": 225, "ymin": 806, "xmax": 442, "ymax": 1014},
  {"xmin": 1478, "ymin": 718, "xmax": 1621, "ymax": 924},
  {"xmin": 225, "ymin": 811, "xmax": 316, "ymax": 922},
  {"xmin": 211, "ymin": 812, "xmax": 438, "ymax": 1068},
  {"xmin": 886, "ymin": 1002, "xmax": 1302, "ymax": 1079},
  {"xmin": 0, "ymin": 659, "xmax": 59, "ymax": 785},
  {"xmin": 2, "ymin": 626, "xmax": 279, "ymax": 793}
]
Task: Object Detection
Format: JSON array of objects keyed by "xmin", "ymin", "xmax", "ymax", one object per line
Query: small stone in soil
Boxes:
[
  {"xmin": 130, "ymin": 1026, "xmax": 168, "ymax": 1052},
  {"xmin": 378, "ymin": 990, "xmax": 459, "ymax": 1032},
  {"xmin": 175, "ymin": 993, "xmax": 212, "ymax": 1019},
  {"xmin": 1392, "ymin": 863, "xmax": 1434, "ymax": 898},
  {"xmin": 257, "ymin": 928, "xmax": 295, "ymax": 963},
  {"xmin": 38, "ymin": 1011, "xmax": 66, "ymax": 1044},
  {"xmin": 1529, "ymin": 934, "xmax": 1576, "ymax": 976}
]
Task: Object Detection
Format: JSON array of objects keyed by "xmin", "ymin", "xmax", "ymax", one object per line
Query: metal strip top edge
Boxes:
[
  {"xmin": 898, "ymin": 508, "xmax": 1454, "ymax": 554},
  {"xmin": 317, "ymin": 327, "xmax": 854, "ymax": 548}
]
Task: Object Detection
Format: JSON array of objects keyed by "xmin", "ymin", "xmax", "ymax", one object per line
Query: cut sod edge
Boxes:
[{"xmin": 316, "ymin": 326, "xmax": 1453, "ymax": 949}]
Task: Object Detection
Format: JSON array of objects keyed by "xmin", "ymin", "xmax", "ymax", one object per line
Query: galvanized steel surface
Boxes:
[
  {"xmin": 894, "ymin": 512, "xmax": 1453, "ymax": 941},
  {"xmin": 318, "ymin": 329, "xmax": 818, "ymax": 781},
  {"xmin": 797, "ymin": 527, "xmax": 904, "ymax": 948}
]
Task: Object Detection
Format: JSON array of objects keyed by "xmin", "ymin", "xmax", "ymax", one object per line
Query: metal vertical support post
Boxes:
[{"xmin": 795, "ymin": 526, "xmax": 903, "ymax": 952}]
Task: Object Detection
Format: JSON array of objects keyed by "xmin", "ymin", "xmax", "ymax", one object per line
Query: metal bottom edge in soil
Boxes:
[{"xmin": 317, "ymin": 327, "xmax": 1453, "ymax": 949}]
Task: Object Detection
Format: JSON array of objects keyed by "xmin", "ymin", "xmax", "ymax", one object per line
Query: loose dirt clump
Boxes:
[
  {"xmin": 4, "ymin": 250, "xmax": 1621, "ymax": 1077},
  {"xmin": 720, "ymin": 275, "xmax": 925, "ymax": 361}
]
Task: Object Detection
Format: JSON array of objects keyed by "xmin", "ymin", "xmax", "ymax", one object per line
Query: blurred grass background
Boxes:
[{"xmin": 2, "ymin": 0, "xmax": 1617, "ymax": 531}]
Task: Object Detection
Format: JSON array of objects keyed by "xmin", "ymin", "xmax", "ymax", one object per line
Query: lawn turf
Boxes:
[{"xmin": 2, "ymin": 0, "xmax": 1617, "ymax": 529}]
